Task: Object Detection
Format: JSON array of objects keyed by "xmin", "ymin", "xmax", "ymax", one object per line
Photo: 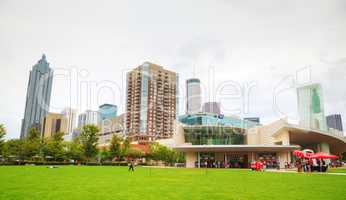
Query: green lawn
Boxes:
[
  {"xmin": 328, "ymin": 168, "xmax": 346, "ymax": 173},
  {"xmin": 0, "ymin": 166, "xmax": 345, "ymax": 200}
]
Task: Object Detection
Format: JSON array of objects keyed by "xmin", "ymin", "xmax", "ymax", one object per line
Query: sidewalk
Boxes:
[{"xmin": 266, "ymin": 169, "xmax": 346, "ymax": 176}]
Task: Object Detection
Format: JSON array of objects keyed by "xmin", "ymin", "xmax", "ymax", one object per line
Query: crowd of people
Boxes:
[
  {"xmin": 196, "ymin": 160, "xmax": 246, "ymax": 168},
  {"xmin": 194, "ymin": 155, "xmax": 343, "ymax": 172},
  {"xmin": 251, "ymin": 159, "xmax": 345, "ymax": 172},
  {"xmin": 289, "ymin": 159, "xmax": 344, "ymax": 172},
  {"xmin": 196, "ymin": 159, "xmax": 281, "ymax": 169},
  {"xmin": 295, "ymin": 158, "xmax": 328, "ymax": 172}
]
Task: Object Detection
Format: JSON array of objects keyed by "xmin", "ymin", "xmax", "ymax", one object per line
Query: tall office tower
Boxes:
[
  {"xmin": 41, "ymin": 112, "xmax": 68, "ymax": 139},
  {"xmin": 297, "ymin": 84, "xmax": 327, "ymax": 131},
  {"xmin": 186, "ymin": 78, "xmax": 201, "ymax": 114},
  {"xmin": 202, "ymin": 102, "xmax": 221, "ymax": 115},
  {"xmin": 326, "ymin": 114, "xmax": 343, "ymax": 132},
  {"xmin": 20, "ymin": 54, "xmax": 54, "ymax": 138},
  {"xmin": 61, "ymin": 107, "xmax": 77, "ymax": 134},
  {"xmin": 78, "ymin": 110, "xmax": 99, "ymax": 128},
  {"xmin": 98, "ymin": 104, "xmax": 117, "ymax": 121},
  {"xmin": 126, "ymin": 62, "xmax": 178, "ymax": 143}
]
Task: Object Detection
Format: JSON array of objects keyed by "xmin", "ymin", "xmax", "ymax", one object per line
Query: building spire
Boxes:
[{"xmin": 42, "ymin": 54, "xmax": 46, "ymax": 60}]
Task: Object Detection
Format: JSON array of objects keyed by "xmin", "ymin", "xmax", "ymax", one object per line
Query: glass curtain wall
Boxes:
[{"xmin": 184, "ymin": 127, "xmax": 245, "ymax": 145}]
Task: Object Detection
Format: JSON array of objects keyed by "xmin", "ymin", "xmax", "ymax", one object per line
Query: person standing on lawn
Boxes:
[{"xmin": 128, "ymin": 160, "xmax": 135, "ymax": 172}]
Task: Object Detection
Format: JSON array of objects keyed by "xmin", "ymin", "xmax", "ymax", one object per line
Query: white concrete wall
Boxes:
[
  {"xmin": 246, "ymin": 118, "xmax": 288, "ymax": 145},
  {"xmin": 277, "ymin": 151, "xmax": 291, "ymax": 168},
  {"xmin": 186, "ymin": 152, "xmax": 197, "ymax": 168}
]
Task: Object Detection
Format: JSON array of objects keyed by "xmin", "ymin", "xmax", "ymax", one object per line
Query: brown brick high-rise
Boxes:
[{"xmin": 126, "ymin": 62, "xmax": 178, "ymax": 143}]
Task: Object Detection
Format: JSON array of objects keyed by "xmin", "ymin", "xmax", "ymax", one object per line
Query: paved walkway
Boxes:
[
  {"xmin": 142, "ymin": 166, "xmax": 346, "ymax": 176},
  {"xmin": 266, "ymin": 169, "xmax": 346, "ymax": 176}
]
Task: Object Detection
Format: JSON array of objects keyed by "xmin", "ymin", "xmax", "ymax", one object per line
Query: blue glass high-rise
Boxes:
[
  {"xmin": 20, "ymin": 54, "xmax": 53, "ymax": 138},
  {"xmin": 99, "ymin": 104, "xmax": 118, "ymax": 121}
]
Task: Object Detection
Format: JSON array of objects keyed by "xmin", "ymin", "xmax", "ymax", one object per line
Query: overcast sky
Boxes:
[{"xmin": 1, "ymin": 0, "xmax": 346, "ymax": 139}]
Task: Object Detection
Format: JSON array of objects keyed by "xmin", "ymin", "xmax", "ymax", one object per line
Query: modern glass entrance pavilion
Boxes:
[
  {"xmin": 179, "ymin": 113, "xmax": 258, "ymax": 145},
  {"xmin": 175, "ymin": 113, "xmax": 301, "ymax": 168}
]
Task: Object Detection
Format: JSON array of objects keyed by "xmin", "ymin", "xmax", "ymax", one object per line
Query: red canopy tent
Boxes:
[
  {"xmin": 309, "ymin": 152, "xmax": 338, "ymax": 159},
  {"xmin": 293, "ymin": 150, "xmax": 338, "ymax": 159},
  {"xmin": 293, "ymin": 150, "xmax": 305, "ymax": 158},
  {"xmin": 293, "ymin": 150, "xmax": 314, "ymax": 158}
]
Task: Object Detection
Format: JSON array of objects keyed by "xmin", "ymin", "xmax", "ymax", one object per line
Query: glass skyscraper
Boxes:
[
  {"xmin": 202, "ymin": 102, "xmax": 221, "ymax": 115},
  {"xmin": 99, "ymin": 104, "xmax": 117, "ymax": 121},
  {"xmin": 186, "ymin": 78, "xmax": 201, "ymax": 114},
  {"xmin": 20, "ymin": 54, "xmax": 53, "ymax": 138},
  {"xmin": 326, "ymin": 114, "xmax": 343, "ymax": 132},
  {"xmin": 61, "ymin": 107, "xmax": 77, "ymax": 134},
  {"xmin": 297, "ymin": 84, "xmax": 327, "ymax": 131},
  {"xmin": 77, "ymin": 110, "xmax": 99, "ymax": 128}
]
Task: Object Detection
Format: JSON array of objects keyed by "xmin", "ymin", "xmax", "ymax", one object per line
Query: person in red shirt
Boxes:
[{"xmin": 255, "ymin": 161, "xmax": 262, "ymax": 171}]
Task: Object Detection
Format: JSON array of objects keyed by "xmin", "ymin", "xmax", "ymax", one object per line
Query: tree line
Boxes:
[{"xmin": 0, "ymin": 124, "xmax": 185, "ymax": 165}]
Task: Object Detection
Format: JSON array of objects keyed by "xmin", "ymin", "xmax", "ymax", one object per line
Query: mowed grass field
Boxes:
[
  {"xmin": 0, "ymin": 166, "xmax": 345, "ymax": 200},
  {"xmin": 328, "ymin": 168, "xmax": 346, "ymax": 173}
]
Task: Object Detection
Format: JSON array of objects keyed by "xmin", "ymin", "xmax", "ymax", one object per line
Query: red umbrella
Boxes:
[
  {"xmin": 293, "ymin": 150, "xmax": 313, "ymax": 158},
  {"xmin": 310, "ymin": 152, "xmax": 338, "ymax": 159},
  {"xmin": 293, "ymin": 150, "xmax": 305, "ymax": 158},
  {"xmin": 305, "ymin": 153, "xmax": 314, "ymax": 159}
]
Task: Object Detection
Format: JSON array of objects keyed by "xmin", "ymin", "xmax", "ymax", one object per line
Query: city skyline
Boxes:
[{"xmin": 1, "ymin": 0, "xmax": 346, "ymax": 139}]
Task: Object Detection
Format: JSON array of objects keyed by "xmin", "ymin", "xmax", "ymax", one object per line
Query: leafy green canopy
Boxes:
[
  {"xmin": 80, "ymin": 125, "xmax": 99, "ymax": 161},
  {"xmin": 0, "ymin": 124, "xmax": 6, "ymax": 153}
]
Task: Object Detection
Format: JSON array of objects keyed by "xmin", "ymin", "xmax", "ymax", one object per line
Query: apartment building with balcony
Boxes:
[{"xmin": 125, "ymin": 62, "xmax": 178, "ymax": 143}]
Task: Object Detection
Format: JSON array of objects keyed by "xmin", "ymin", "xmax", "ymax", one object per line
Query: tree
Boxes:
[
  {"xmin": 109, "ymin": 134, "xmax": 122, "ymax": 160},
  {"xmin": 126, "ymin": 148, "xmax": 144, "ymax": 159},
  {"xmin": 42, "ymin": 132, "xmax": 65, "ymax": 161},
  {"xmin": 149, "ymin": 143, "xmax": 166, "ymax": 161},
  {"xmin": 149, "ymin": 143, "xmax": 185, "ymax": 165},
  {"xmin": 22, "ymin": 127, "xmax": 42, "ymax": 160},
  {"xmin": 27, "ymin": 127, "xmax": 40, "ymax": 141},
  {"xmin": 66, "ymin": 137, "xmax": 83, "ymax": 162},
  {"xmin": 122, "ymin": 138, "xmax": 130, "ymax": 157},
  {"xmin": 99, "ymin": 147, "xmax": 111, "ymax": 162},
  {"xmin": 80, "ymin": 125, "xmax": 99, "ymax": 161},
  {"xmin": 176, "ymin": 151, "xmax": 185, "ymax": 163},
  {"xmin": 0, "ymin": 124, "xmax": 6, "ymax": 154},
  {"xmin": 2, "ymin": 139, "xmax": 24, "ymax": 161}
]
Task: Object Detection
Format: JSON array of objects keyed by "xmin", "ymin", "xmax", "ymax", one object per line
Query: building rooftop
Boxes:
[{"xmin": 99, "ymin": 103, "xmax": 117, "ymax": 108}]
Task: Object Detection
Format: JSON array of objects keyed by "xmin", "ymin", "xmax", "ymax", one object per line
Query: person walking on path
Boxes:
[{"xmin": 128, "ymin": 160, "xmax": 135, "ymax": 172}]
